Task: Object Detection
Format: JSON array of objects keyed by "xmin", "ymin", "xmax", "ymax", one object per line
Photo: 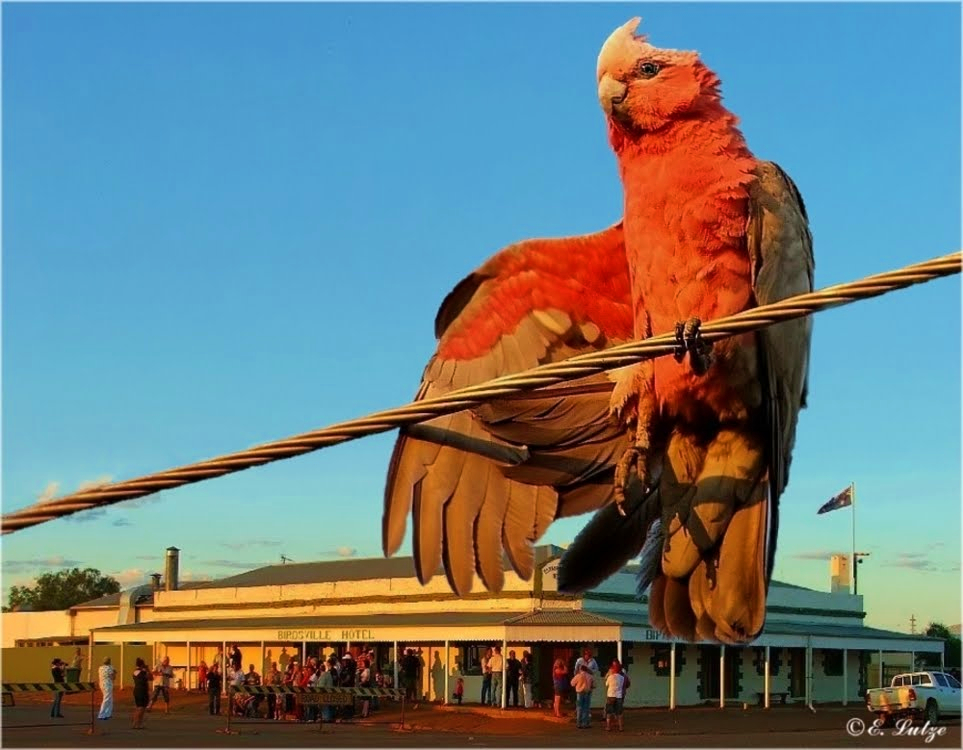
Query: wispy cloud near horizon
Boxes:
[
  {"xmin": 220, "ymin": 539, "xmax": 282, "ymax": 551},
  {"xmin": 2, "ymin": 556, "xmax": 85, "ymax": 575}
]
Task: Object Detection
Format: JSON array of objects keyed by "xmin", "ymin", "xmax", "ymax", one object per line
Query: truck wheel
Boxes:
[
  {"xmin": 879, "ymin": 712, "xmax": 893, "ymax": 728},
  {"xmin": 924, "ymin": 700, "xmax": 939, "ymax": 724}
]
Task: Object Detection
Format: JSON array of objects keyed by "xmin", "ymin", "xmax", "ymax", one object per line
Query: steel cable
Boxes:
[{"xmin": 3, "ymin": 250, "xmax": 958, "ymax": 534}]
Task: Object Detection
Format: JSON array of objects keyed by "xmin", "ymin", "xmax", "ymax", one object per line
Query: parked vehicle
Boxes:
[{"xmin": 865, "ymin": 671, "xmax": 961, "ymax": 726}]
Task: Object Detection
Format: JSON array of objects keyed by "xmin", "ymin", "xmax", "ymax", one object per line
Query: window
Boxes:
[
  {"xmin": 934, "ymin": 673, "xmax": 948, "ymax": 687},
  {"xmin": 652, "ymin": 645, "xmax": 671, "ymax": 676},
  {"xmin": 822, "ymin": 650, "xmax": 844, "ymax": 677},
  {"xmin": 893, "ymin": 676, "xmax": 905, "ymax": 686},
  {"xmin": 945, "ymin": 674, "xmax": 961, "ymax": 689},
  {"xmin": 459, "ymin": 645, "xmax": 486, "ymax": 676},
  {"xmin": 651, "ymin": 645, "xmax": 684, "ymax": 677},
  {"xmin": 752, "ymin": 647, "xmax": 781, "ymax": 676}
]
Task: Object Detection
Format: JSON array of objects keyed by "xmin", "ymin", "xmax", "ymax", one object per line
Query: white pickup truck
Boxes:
[{"xmin": 865, "ymin": 670, "xmax": 961, "ymax": 725}]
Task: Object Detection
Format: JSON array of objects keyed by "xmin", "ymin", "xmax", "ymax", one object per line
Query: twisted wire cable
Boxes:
[{"xmin": 3, "ymin": 250, "xmax": 958, "ymax": 535}]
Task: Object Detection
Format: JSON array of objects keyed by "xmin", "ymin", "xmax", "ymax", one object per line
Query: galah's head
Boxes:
[{"xmin": 596, "ymin": 18, "xmax": 722, "ymax": 138}]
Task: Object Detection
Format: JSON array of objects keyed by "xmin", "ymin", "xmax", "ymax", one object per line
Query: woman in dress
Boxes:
[
  {"xmin": 552, "ymin": 658, "xmax": 568, "ymax": 718},
  {"xmin": 131, "ymin": 658, "xmax": 150, "ymax": 729},
  {"xmin": 97, "ymin": 657, "xmax": 116, "ymax": 720}
]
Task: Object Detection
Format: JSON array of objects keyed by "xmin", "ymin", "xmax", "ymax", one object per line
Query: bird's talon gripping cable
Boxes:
[
  {"xmin": 613, "ymin": 446, "xmax": 641, "ymax": 516},
  {"xmin": 678, "ymin": 317, "xmax": 714, "ymax": 376},
  {"xmin": 673, "ymin": 321, "xmax": 688, "ymax": 362}
]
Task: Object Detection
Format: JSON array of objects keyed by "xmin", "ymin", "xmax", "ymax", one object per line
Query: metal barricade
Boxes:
[
  {"xmin": 1, "ymin": 682, "xmax": 99, "ymax": 735},
  {"xmin": 220, "ymin": 684, "xmax": 407, "ymax": 734}
]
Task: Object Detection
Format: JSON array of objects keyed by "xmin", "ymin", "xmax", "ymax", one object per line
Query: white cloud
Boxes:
[
  {"xmin": 108, "ymin": 568, "xmax": 214, "ymax": 590},
  {"xmin": 335, "ymin": 546, "xmax": 357, "ymax": 558},
  {"xmin": 198, "ymin": 559, "xmax": 268, "ymax": 570},
  {"xmin": 788, "ymin": 549, "xmax": 839, "ymax": 561},
  {"xmin": 221, "ymin": 539, "xmax": 282, "ymax": 551},
  {"xmin": 109, "ymin": 568, "xmax": 149, "ymax": 588},
  {"xmin": 77, "ymin": 475, "xmax": 113, "ymax": 491},
  {"xmin": 37, "ymin": 482, "xmax": 61, "ymax": 504},
  {"xmin": 2, "ymin": 556, "xmax": 85, "ymax": 574}
]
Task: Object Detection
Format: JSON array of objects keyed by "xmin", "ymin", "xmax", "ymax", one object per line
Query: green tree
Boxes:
[
  {"xmin": 915, "ymin": 622, "xmax": 962, "ymax": 670},
  {"xmin": 4, "ymin": 568, "xmax": 121, "ymax": 612}
]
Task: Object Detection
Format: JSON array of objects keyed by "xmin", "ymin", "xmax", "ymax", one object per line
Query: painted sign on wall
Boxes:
[{"xmin": 276, "ymin": 628, "xmax": 375, "ymax": 642}]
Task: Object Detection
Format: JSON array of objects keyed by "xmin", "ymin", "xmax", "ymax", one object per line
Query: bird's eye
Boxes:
[{"xmin": 638, "ymin": 61, "xmax": 661, "ymax": 79}]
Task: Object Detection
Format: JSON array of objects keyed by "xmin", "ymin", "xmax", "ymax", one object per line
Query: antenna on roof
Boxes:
[{"xmin": 281, "ymin": 555, "xmax": 293, "ymax": 565}]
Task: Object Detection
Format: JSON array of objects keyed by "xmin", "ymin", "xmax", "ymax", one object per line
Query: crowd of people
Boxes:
[
  {"xmin": 556, "ymin": 649, "xmax": 630, "ymax": 731},
  {"xmin": 63, "ymin": 643, "xmax": 625, "ymax": 729},
  {"xmin": 478, "ymin": 646, "xmax": 533, "ymax": 707},
  {"xmin": 195, "ymin": 644, "xmax": 390, "ymax": 723}
]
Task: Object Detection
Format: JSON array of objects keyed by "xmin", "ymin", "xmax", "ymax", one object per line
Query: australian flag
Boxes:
[{"xmin": 817, "ymin": 486, "xmax": 853, "ymax": 515}]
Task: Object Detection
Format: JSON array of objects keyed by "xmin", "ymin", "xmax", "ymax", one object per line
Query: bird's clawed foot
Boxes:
[
  {"xmin": 614, "ymin": 445, "xmax": 651, "ymax": 517},
  {"xmin": 673, "ymin": 317, "xmax": 714, "ymax": 376},
  {"xmin": 614, "ymin": 447, "xmax": 640, "ymax": 516}
]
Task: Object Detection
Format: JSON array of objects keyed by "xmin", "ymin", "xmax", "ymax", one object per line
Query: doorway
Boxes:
[{"xmin": 699, "ymin": 646, "xmax": 739, "ymax": 700}]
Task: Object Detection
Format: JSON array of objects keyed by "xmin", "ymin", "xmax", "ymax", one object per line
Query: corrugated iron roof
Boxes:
[
  {"xmin": 180, "ymin": 546, "xmax": 564, "ymax": 592},
  {"xmin": 93, "ymin": 610, "xmax": 519, "ymax": 633},
  {"xmin": 506, "ymin": 610, "xmax": 620, "ymax": 626},
  {"xmin": 764, "ymin": 621, "xmax": 943, "ymax": 641},
  {"xmin": 72, "ymin": 582, "xmax": 207, "ymax": 610},
  {"xmin": 75, "ymin": 545, "xmax": 816, "ymax": 610},
  {"xmin": 606, "ymin": 617, "xmax": 940, "ymax": 643}
]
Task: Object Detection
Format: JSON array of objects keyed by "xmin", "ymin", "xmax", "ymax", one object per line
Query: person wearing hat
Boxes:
[
  {"xmin": 50, "ymin": 658, "xmax": 66, "ymax": 718},
  {"xmin": 97, "ymin": 657, "xmax": 117, "ymax": 720}
]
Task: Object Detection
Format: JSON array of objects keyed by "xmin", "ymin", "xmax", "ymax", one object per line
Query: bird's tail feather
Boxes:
[
  {"xmin": 635, "ymin": 517, "xmax": 663, "ymax": 596},
  {"xmin": 656, "ymin": 427, "xmax": 770, "ymax": 644},
  {"xmin": 557, "ymin": 477, "xmax": 657, "ymax": 594}
]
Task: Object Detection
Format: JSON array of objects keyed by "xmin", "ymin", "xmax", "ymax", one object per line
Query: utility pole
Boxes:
[{"xmin": 910, "ymin": 615, "xmax": 917, "ymax": 634}]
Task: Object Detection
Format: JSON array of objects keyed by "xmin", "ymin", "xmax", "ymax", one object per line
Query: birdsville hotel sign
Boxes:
[{"xmin": 276, "ymin": 628, "xmax": 376, "ymax": 643}]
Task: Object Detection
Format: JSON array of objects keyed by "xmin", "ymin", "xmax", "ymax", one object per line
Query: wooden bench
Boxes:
[{"xmin": 756, "ymin": 691, "xmax": 790, "ymax": 706}]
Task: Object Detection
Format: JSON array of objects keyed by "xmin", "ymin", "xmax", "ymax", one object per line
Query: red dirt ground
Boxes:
[{"xmin": 3, "ymin": 687, "xmax": 960, "ymax": 747}]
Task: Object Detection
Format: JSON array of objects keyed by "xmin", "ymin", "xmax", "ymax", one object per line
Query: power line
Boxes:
[{"xmin": 2, "ymin": 250, "xmax": 959, "ymax": 535}]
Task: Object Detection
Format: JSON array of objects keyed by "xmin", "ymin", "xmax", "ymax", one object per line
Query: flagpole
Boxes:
[{"xmin": 851, "ymin": 482, "xmax": 858, "ymax": 596}]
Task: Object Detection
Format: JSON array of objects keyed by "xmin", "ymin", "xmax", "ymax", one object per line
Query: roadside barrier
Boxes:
[
  {"xmin": 219, "ymin": 684, "xmax": 408, "ymax": 734},
  {"xmin": 1, "ymin": 682, "xmax": 99, "ymax": 735}
]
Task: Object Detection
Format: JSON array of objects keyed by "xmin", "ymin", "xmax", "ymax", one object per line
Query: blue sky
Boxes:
[{"xmin": 2, "ymin": 2, "xmax": 960, "ymax": 634}]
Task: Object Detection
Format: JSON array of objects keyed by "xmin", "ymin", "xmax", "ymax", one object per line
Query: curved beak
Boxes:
[{"xmin": 598, "ymin": 74, "xmax": 628, "ymax": 116}]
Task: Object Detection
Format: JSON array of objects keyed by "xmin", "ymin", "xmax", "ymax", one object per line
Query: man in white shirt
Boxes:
[
  {"xmin": 488, "ymin": 646, "xmax": 505, "ymax": 707},
  {"xmin": 604, "ymin": 660, "xmax": 627, "ymax": 732},
  {"xmin": 148, "ymin": 656, "xmax": 175, "ymax": 714},
  {"xmin": 574, "ymin": 647, "xmax": 599, "ymax": 677}
]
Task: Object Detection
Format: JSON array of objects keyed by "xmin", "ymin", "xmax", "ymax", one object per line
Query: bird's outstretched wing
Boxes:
[{"xmin": 383, "ymin": 223, "xmax": 634, "ymax": 595}]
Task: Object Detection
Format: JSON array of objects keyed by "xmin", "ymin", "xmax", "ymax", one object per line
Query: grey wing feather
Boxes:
[
  {"xmin": 383, "ymin": 224, "xmax": 634, "ymax": 596},
  {"xmin": 747, "ymin": 161, "xmax": 815, "ymax": 580}
]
